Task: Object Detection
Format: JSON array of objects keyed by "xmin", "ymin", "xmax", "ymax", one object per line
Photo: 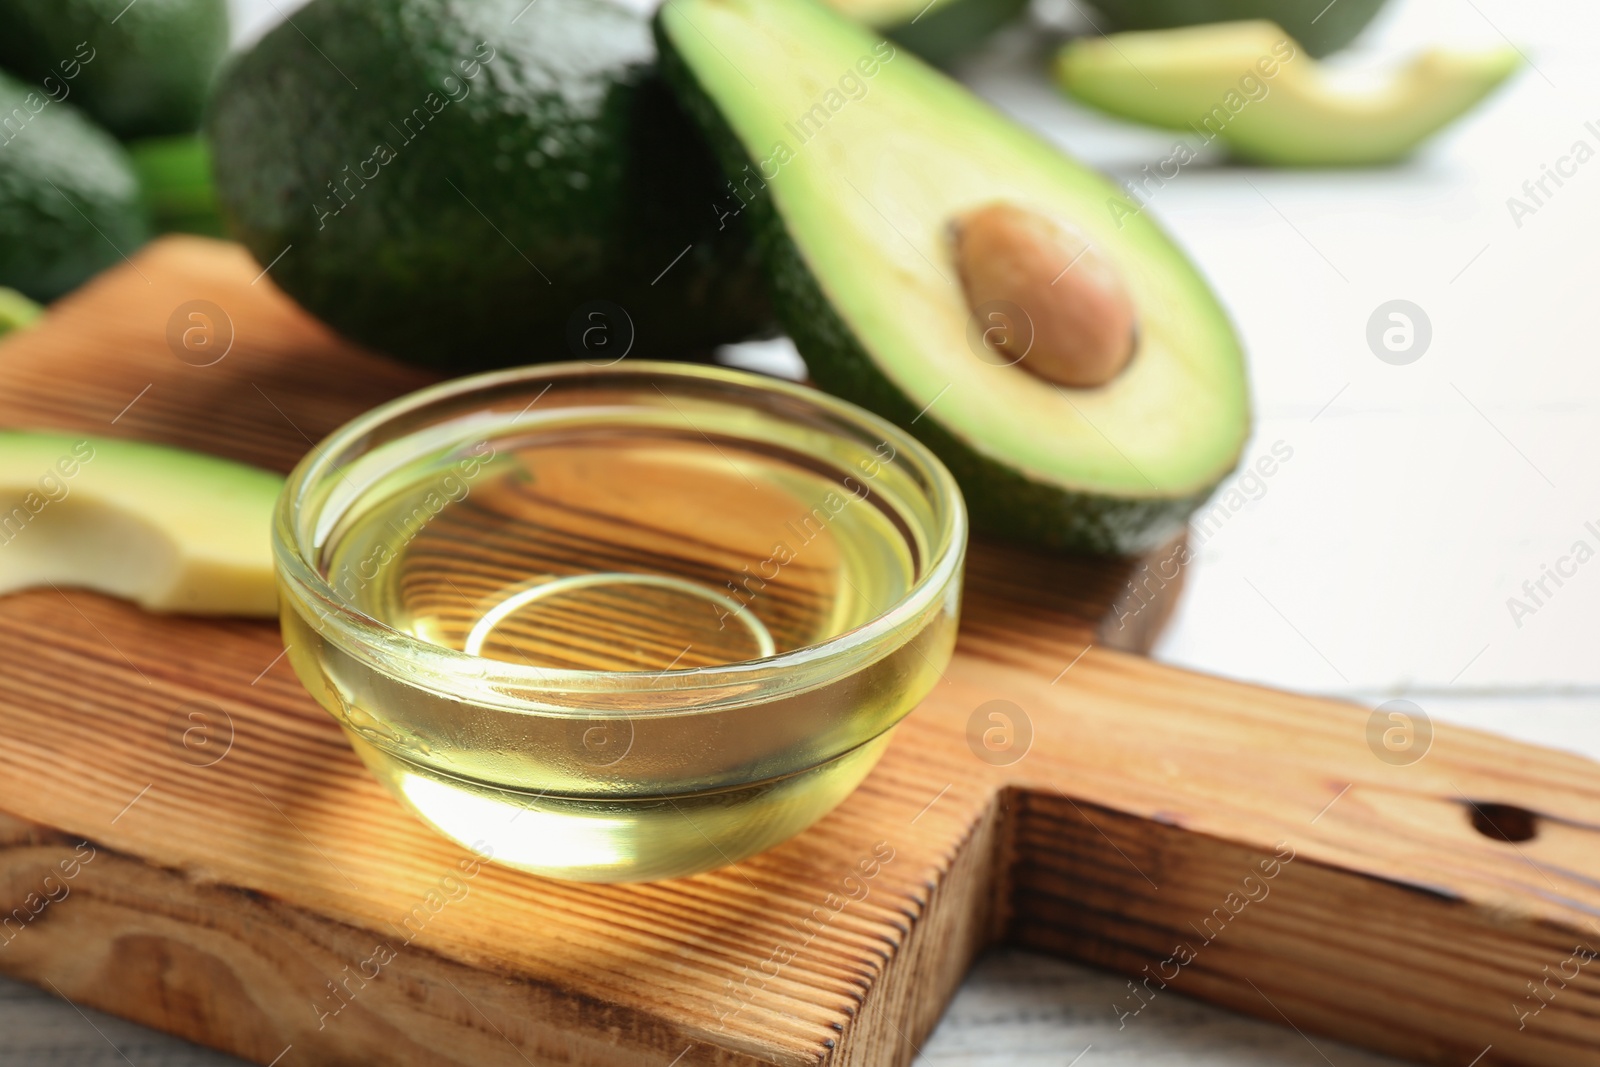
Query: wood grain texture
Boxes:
[{"xmin": 0, "ymin": 239, "xmax": 1596, "ymax": 1067}]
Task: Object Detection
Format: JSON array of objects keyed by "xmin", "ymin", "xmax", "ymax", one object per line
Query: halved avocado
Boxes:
[
  {"xmin": 656, "ymin": 0, "xmax": 1249, "ymax": 555},
  {"xmin": 1057, "ymin": 22, "xmax": 1522, "ymax": 166},
  {"xmin": 827, "ymin": 0, "xmax": 1030, "ymax": 65},
  {"xmin": 0, "ymin": 433, "xmax": 281, "ymax": 615}
]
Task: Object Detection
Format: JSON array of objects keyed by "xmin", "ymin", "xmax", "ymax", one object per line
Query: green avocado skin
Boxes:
[
  {"xmin": 1086, "ymin": 0, "xmax": 1388, "ymax": 57},
  {"xmin": 885, "ymin": 0, "xmax": 1031, "ymax": 66},
  {"xmin": 655, "ymin": 24, "xmax": 1207, "ymax": 557},
  {"xmin": 0, "ymin": 72, "xmax": 151, "ymax": 301},
  {"xmin": 207, "ymin": 0, "xmax": 769, "ymax": 371},
  {"xmin": 0, "ymin": 0, "xmax": 229, "ymax": 138}
]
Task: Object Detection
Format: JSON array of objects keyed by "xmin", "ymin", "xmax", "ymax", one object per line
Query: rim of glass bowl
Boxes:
[{"xmin": 273, "ymin": 361, "xmax": 967, "ymax": 716}]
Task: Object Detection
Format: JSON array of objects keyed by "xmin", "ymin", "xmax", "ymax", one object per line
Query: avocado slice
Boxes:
[
  {"xmin": 1056, "ymin": 22, "xmax": 1522, "ymax": 166},
  {"xmin": 208, "ymin": 0, "xmax": 770, "ymax": 372},
  {"xmin": 0, "ymin": 289, "xmax": 43, "ymax": 337},
  {"xmin": 657, "ymin": 0, "xmax": 1249, "ymax": 555},
  {"xmin": 0, "ymin": 72, "xmax": 151, "ymax": 301},
  {"xmin": 0, "ymin": 0, "xmax": 229, "ymax": 139},
  {"xmin": 0, "ymin": 433, "xmax": 281, "ymax": 616},
  {"xmin": 1082, "ymin": 0, "xmax": 1388, "ymax": 58},
  {"xmin": 827, "ymin": 0, "xmax": 1030, "ymax": 65}
]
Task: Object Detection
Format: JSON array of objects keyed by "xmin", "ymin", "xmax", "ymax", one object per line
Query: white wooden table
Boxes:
[{"xmin": 6, "ymin": 0, "xmax": 1597, "ymax": 1062}]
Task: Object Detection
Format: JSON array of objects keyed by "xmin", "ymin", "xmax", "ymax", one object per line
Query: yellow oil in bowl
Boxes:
[{"xmin": 275, "ymin": 363, "xmax": 965, "ymax": 882}]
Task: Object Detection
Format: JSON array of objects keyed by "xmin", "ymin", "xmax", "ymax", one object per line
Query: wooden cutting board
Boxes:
[{"xmin": 0, "ymin": 238, "xmax": 1596, "ymax": 1067}]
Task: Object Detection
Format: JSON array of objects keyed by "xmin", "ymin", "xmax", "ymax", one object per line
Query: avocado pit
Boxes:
[{"xmin": 952, "ymin": 201, "xmax": 1136, "ymax": 388}]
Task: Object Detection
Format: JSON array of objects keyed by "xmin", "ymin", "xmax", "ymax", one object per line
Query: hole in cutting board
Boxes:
[{"xmin": 1467, "ymin": 802, "xmax": 1539, "ymax": 843}]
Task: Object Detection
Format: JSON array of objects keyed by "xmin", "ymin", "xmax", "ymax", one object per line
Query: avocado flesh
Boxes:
[
  {"xmin": 1057, "ymin": 22, "xmax": 1522, "ymax": 166},
  {"xmin": 208, "ymin": 0, "xmax": 769, "ymax": 372},
  {"xmin": 657, "ymin": 0, "xmax": 1249, "ymax": 554},
  {"xmin": 1083, "ymin": 0, "xmax": 1388, "ymax": 58},
  {"xmin": 0, "ymin": 433, "xmax": 281, "ymax": 615},
  {"xmin": 826, "ymin": 0, "xmax": 1030, "ymax": 64},
  {"xmin": 0, "ymin": 72, "xmax": 151, "ymax": 301},
  {"xmin": 0, "ymin": 0, "xmax": 229, "ymax": 138}
]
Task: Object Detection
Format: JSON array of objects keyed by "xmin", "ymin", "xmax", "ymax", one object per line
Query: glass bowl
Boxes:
[{"xmin": 273, "ymin": 362, "xmax": 966, "ymax": 882}]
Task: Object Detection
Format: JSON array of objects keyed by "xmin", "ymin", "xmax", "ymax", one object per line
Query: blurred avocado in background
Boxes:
[
  {"xmin": 0, "ymin": 70, "xmax": 151, "ymax": 301},
  {"xmin": 1055, "ymin": 21, "xmax": 1521, "ymax": 166},
  {"xmin": 0, "ymin": 0, "xmax": 230, "ymax": 138},
  {"xmin": 0, "ymin": 0, "xmax": 226, "ymax": 304},
  {"xmin": 1083, "ymin": 0, "xmax": 1389, "ymax": 56}
]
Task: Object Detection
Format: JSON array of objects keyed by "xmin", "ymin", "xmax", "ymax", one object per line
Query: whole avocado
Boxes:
[
  {"xmin": 207, "ymin": 0, "xmax": 770, "ymax": 371},
  {"xmin": 0, "ymin": 71, "xmax": 151, "ymax": 301},
  {"xmin": 0, "ymin": 0, "xmax": 230, "ymax": 138}
]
